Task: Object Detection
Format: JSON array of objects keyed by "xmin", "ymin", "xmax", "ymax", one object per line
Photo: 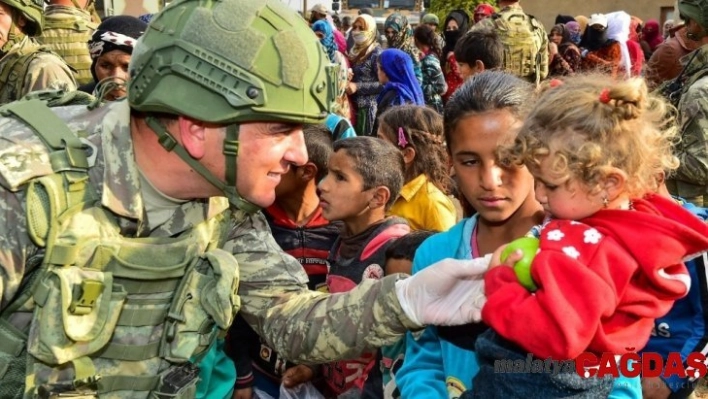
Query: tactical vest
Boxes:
[
  {"xmin": 491, "ymin": 9, "xmax": 546, "ymax": 84},
  {"xmin": 0, "ymin": 99, "xmax": 241, "ymax": 399},
  {"xmin": 0, "ymin": 43, "xmax": 63, "ymax": 106},
  {"xmin": 38, "ymin": 12, "xmax": 97, "ymax": 87}
]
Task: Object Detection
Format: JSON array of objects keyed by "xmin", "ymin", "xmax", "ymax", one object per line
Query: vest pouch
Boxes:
[
  {"xmin": 150, "ymin": 362, "xmax": 200, "ymax": 399},
  {"xmin": 200, "ymin": 249, "xmax": 240, "ymax": 330},
  {"xmin": 27, "ymin": 267, "xmax": 127, "ymax": 365},
  {"xmin": 161, "ymin": 254, "xmax": 231, "ymax": 363}
]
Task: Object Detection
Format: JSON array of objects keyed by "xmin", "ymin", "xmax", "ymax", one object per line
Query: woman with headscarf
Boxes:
[
  {"xmin": 575, "ymin": 15, "xmax": 589, "ymax": 36},
  {"xmin": 641, "ymin": 19, "xmax": 664, "ymax": 60},
  {"xmin": 372, "ymin": 48, "xmax": 425, "ymax": 134},
  {"xmin": 384, "ymin": 13, "xmax": 423, "ymax": 86},
  {"xmin": 346, "ymin": 14, "xmax": 383, "ymax": 136},
  {"xmin": 579, "ymin": 13, "xmax": 622, "ymax": 78},
  {"xmin": 548, "ymin": 23, "xmax": 581, "ymax": 76},
  {"xmin": 414, "ymin": 24, "xmax": 447, "ymax": 113},
  {"xmin": 440, "ymin": 9, "xmax": 470, "ymax": 103},
  {"xmin": 473, "ymin": 4, "xmax": 495, "ymax": 24},
  {"xmin": 80, "ymin": 15, "xmax": 147, "ymax": 101},
  {"xmin": 626, "ymin": 16, "xmax": 645, "ymax": 76},
  {"xmin": 313, "ymin": 20, "xmax": 351, "ymax": 121}
]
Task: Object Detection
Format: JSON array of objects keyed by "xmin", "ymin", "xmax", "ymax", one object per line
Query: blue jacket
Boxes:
[
  {"xmin": 397, "ymin": 217, "xmax": 642, "ymax": 398},
  {"xmin": 641, "ymin": 200, "xmax": 708, "ymax": 392}
]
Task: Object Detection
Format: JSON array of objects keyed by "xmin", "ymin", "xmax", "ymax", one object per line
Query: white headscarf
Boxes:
[{"xmin": 606, "ymin": 11, "xmax": 632, "ymax": 78}]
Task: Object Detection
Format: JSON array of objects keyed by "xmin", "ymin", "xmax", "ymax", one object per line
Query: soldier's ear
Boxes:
[{"xmin": 177, "ymin": 116, "xmax": 208, "ymax": 159}]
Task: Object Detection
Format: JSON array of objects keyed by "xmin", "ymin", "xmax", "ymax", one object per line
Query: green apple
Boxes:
[{"xmin": 501, "ymin": 237, "xmax": 539, "ymax": 291}]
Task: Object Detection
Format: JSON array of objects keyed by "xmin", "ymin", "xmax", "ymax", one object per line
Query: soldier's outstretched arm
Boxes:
[
  {"xmin": 227, "ymin": 211, "xmax": 417, "ymax": 363},
  {"xmin": 675, "ymin": 84, "xmax": 708, "ymax": 186},
  {"xmin": 228, "ymin": 211, "xmax": 489, "ymax": 364}
]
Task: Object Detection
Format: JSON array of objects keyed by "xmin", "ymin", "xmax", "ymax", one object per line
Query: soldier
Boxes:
[
  {"xmin": 0, "ymin": 0, "xmax": 76, "ymax": 105},
  {"xmin": 472, "ymin": 0, "xmax": 549, "ymax": 84},
  {"xmin": 0, "ymin": 1, "xmax": 487, "ymax": 398},
  {"xmin": 38, "ymin": 0, "xmax": 99, "ymax": 87},
  {"xmin": 664, "ymin": 0, "xmax": 708, "ymax": 207}
]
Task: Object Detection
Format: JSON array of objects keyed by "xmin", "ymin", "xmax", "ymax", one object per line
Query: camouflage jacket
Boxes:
[
  {"xmin": 0, "ymin": 36, "xmax": 77, "ymax": 105},
  {"xmin": 668, "ymin": 45, "xmax": 708, "ymax": 198},
  {"xmin": 0, "ymin": 100, "xmax": 416, "ymax": 396},
  {"xmin": 37, "ymin": 5, "xmax": 97, "ymax": 86}
]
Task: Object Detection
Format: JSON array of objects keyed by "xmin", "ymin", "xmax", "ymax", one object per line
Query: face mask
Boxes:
[
  {"xmin": 353, "ymin": 31, "xmax": 368, "ymax": 44},
  {"xmin": 570, "ymin": 31, "xmax": 582, "ymax": 45},
  {"xmin": 444, "ymin": 30, "xmax": 461, "ymax": 44}
]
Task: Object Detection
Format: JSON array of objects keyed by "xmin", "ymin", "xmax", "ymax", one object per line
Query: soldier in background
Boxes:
[
  {"xmin": 472, "ymin": 0, "xmax": 548, "ymax": 84},
  {"xmin": 0, "ymin": 1, "xmax": 488, "ymax": 398},
  {"xmin": 38, "ymin": 0, "xmax": 99, "ymax": 86},
  {"xmin": 665, "ymin": 0, "xmax": 708, "ymax": 206},
  {"xmin": 0, "ymin": 0, "xmax": 76, "ymax": 104}
]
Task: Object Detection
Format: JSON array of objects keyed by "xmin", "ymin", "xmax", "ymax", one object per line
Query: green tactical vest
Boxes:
[
  {"xmin": 38, "ymin": 12, "xmax": 97, "ymax": 87},
  {"xmin": 0, "ymin": 98, "xmax": 241, "ymax": 399}
]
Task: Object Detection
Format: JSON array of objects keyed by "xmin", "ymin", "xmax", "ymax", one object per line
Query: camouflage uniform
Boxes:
[
  {"xmin": 0, "ymin": 0, "xmax": 77, "ymax": 105},
  {"xmin": 666, "ymin": 46, "xmax": 708, "ymax": 206},
  {"xmin": 0, "ymin": 0, "xmax": 418, "ymax": 397},
  {"xmin": 38, "ymin": 5, "xmax": 98, "ymax": 86},
  {"xmin": 473, "ymin": 3, "xmax": 549, "ymax": 83},
  {"xmin": 0, "ymin": 100, "xmax": 415, "ymax": 398},
  {"xmin": 0, "ymin": 36, "xmax": 77, "ymax": 104}
]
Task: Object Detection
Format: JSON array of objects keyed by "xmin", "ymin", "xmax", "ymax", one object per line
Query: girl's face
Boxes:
[
  {"xmin": 446, "ymin": 19, "xmax": 459, "ymax": 31},
  {"xmin": 450, "ymin": 110, "xmax": 535, "ymax": 224},
  {"xmin": 533, "ymin": 153, "xmax": 604, "ymax": 220},
  {"xmin": 318, "ymin": 149, "xmax": 373, "ymax": 223},
  {"xmin": 549, "ymin": 30, "xmax": 563, "ymax": 45},
  {"xmin": 377, "ymin": 62, "xmax": 388, "ymax": 84}
]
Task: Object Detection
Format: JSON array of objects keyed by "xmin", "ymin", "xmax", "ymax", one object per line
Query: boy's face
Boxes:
[
  {"xmin": 318, "ymin": 149, "xmax": 372, "ymax": 222},
  {"xmin": 385, "ymin": 258, "xmax": 413, "ymax": 275},
  {"xmin": 458, "ymin": 61, "xmax": 475, "ymax": 81}
]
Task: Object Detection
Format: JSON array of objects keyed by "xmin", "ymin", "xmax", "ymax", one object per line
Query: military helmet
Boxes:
[
  {"xmin": 679, "ymin": 0, "xmax": 708, "ymax": 28},
  {"xmin": 1, "ymin": 0, "xmax": 43, "ymax": 36},
  {"xmin": 128, "ymin": 0, "xmax": 335, "ymax": 125}
]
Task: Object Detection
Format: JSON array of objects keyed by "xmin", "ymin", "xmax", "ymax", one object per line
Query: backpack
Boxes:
[{"xmin": 491, "ymin": 9, "xmax": 547, "ymax": 84}]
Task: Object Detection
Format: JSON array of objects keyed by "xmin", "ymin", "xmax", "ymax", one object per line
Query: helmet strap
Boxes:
[
  {"xmin": 1, "ymin": 18, "xmax": 23, "ymax": 54},
  {"xmin": 145, "ymin": 117, "xmax": 260, "ymax": 214}
]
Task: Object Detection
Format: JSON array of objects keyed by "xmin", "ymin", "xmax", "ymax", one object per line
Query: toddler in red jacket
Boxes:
[{"xmin": 467, "ymin": 75, "xmax": 708, "ymax": 398}]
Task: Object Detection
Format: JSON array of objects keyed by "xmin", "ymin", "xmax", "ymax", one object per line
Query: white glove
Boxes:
[{"xmin": 395, "ymin": 255, "xmax": 490, "ymax": 327}]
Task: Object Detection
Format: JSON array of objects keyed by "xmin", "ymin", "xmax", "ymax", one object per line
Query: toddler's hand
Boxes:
[{"xmin": 490, "ymin": 245, "xmax": 523, "ymax": 269}]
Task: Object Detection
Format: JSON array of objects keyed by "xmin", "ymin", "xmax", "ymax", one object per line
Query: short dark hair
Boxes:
[
  {"xmin": 332, "ymin": 137, "xmax": 404, "ymax": 209},
  {"xmin": 385, "ymin": 230, "xmax": 435, "ymax": 261},
  {"xmin": 342, "ymin": 16, "xmax": 352, "ymax": 27},
  {"xmin": 303, "ymin": 124, "xmax": 334, "ymax": 181},
  {"xmin": 454, "ymin": 27, "xmax": 504, "ymax": 70}
]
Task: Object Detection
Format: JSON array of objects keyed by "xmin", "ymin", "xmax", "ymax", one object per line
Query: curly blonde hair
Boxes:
[{"xmin": 506, "ymin": 75, "xmax": 678, "ymax": 197}]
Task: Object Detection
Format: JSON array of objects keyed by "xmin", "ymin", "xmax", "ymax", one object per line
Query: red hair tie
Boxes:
[
  {"xmin": 549, "ymin": 79, "xmax": 564, "ymax": 88},
  {"xmin": 599, "ymin": 88, "xmax": 612, "ymax": 104}
]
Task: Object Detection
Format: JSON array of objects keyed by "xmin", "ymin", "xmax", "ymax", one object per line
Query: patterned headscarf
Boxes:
[
  {"xmin": 378, "ymin": 48, "xmax": 424, "ymax": 106},
  {"xmin": 384, "ymin": 13, "xmax": 414, "ymax": 50},
  {"xmin": 312, "ymin": 20, "xmax": 337, "ymax": 63},
  {"xmin": 87, "ymin": 15, "xmax": 147, "ymax": 83},
  {"xmin": 349, "ymin": 14, "xmax": 378, "ymax": 65}
]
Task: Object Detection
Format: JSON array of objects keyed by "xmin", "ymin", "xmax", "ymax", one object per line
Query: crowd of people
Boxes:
[{"xmin": 0, "ymin": 0, "xmax": 707, "ymax": 399}]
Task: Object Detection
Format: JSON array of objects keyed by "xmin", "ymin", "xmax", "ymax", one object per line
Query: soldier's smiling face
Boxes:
[{"xmin": 233, "ymin": 122, "xmax": 308, "ymax": 208}]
